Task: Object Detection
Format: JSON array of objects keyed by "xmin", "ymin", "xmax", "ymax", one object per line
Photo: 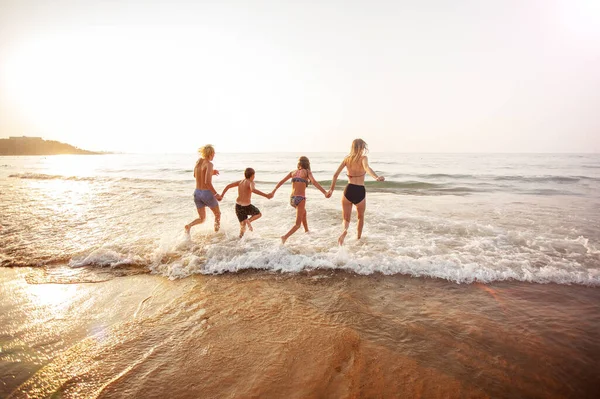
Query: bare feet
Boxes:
[
  {"xmin": 246, "ymin": 220, "xmax": 254, "ymax": 232},
  {"xmin": 281, "ymin": 236, "xmax": 287, "ymax": 244},
  {"xmin": 338, "ymin": 230, "xmax": 348, "ymax": 246},
  {"xmin": 184, "ymin": 224, "xmax": 191, "ymax": 235},
  {"xmin": 214, "ymin": 221, "xmax": 220, "ymax": 232}
]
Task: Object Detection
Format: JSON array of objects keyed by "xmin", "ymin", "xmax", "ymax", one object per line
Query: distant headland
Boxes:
[{"xmin": 0, "ymin": 136, "xmax": 102, "ymax": 155}]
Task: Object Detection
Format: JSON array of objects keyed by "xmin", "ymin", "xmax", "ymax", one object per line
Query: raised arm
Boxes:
[
  {"xmin": 270, "ymin": 172, "xmax": 292, "ymax": 196},
  {"xmin": 221, "ymin": 180, "xmax": 241, "ymax": 198},
  {"xmin": 362, "ymin": 156, "xmax": 385, "ymax": 181},
  {"xmin": 329, "ymin": 160, "xmax": 346, "ymax": 193},
  {"xmin": 307, "ymin": 170, "xmax": 328, "ymax": 196}
]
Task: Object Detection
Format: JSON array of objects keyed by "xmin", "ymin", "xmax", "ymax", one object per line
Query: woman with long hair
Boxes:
[
  {"xmin": 328, "ymin": 139, "xmax": 385, "ymax": 245},
  {"xmin": 185, "ymin": 144, "xmax": 222, "ymax": 234},
  {"xmin": 270, "ymin": 156, "xmax": 329, "ymax": 244}
]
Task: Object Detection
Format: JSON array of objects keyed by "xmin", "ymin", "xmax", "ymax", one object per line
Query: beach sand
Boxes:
[{"xmin": 1, "ymin": 267, "xmax": 599, "ymax": 399}]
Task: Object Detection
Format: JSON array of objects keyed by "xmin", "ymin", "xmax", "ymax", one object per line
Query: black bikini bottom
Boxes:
[{"xmin": 343, "ymin": 184, "xmax": 366, "ymax": 205}]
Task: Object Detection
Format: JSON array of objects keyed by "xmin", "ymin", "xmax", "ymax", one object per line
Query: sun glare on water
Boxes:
[{"xmin": 27, "ymin": 283, "xmax": 79, "ymax": 311}]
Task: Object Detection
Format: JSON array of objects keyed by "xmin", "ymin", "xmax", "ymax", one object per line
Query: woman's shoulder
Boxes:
[{"xmin": 345, "ymin": 156, "xmax": 366, "ymax": 166}]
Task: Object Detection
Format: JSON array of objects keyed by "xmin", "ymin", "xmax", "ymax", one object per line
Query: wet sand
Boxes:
[{"xmin": 1, "ymin": 267, "xmax": 599, "ymax": 399}]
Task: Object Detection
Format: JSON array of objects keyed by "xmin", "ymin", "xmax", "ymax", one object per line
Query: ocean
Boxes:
[
  {"xmin": 1, "ymin": 152, "xmax": 599, "ymax": 284},
  {"xmin": 1, "ymin": 152, "xmax": 600, "ymax": 398}
]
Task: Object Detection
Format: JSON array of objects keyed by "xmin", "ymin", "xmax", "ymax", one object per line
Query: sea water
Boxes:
[{"xmin": 1, "ymin": 152, "xmax": 599, "ymax": 285}]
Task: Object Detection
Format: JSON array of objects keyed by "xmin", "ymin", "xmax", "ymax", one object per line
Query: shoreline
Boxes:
[
  {"xmin": 12, "ymin": 263, "xmax": 600, "ymax": 288},
  {"xmin": 2, "ymin": 267, "xmax": 599, "ymax": 398}
]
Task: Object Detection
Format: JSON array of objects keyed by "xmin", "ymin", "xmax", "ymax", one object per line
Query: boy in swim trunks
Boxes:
[{"xmin": 220, "ymin": 168, "xmax": 273, "ymax": 238}]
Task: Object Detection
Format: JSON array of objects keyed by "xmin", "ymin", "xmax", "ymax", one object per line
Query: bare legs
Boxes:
[
  {"xmin": 239, "ymin": 213, "xmax": 262, "ymax": 238},
  {"xmin": 338, "ymin": 196, "xmax": 352, "ymax": 245},
  {"xmin": 281, "ymin": 201, "xmax": 306, "ymax": 244},
  {"xmin": 302, "ymin": 211, "xmax": 309, "ymax": 232},
  {"xmin": 212, "ymin": 206, "xmax": 221, "ymax": 232},
  {"xmin": 338, "ymin": 197, "xmax": 366, "ymax": 245},
  {"xmin": 356, "ymin": 199, "xmax": 366, "ymax": 239},
  {"xmin": 185, "ymin": 206, "xmax": 221, "ymax": 234},
  {"xmin": 185, "ymin": 207, "xmax": 206, "ymax": 234}
]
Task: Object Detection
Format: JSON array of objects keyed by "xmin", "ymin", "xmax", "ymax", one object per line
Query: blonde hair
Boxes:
[
  {"xmin": 198, "ymin": 144, "xmax": 215, "ymax": 159},
  {"xmin": 344, "ymin": 139, "xmax": 368, "ymax": 165}
]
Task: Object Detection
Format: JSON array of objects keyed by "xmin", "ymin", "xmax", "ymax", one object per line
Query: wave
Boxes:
[
  {"xmin": 494, "ymin": 175, "xmax": 584, "ymax": 183},
  {"xmin": 314, "ymin": 179, "xmax": 479, "ymax": 194},
  {"xmin": 9, "ymin": 173, "xmax": 596, "ymax": 196},
  {"xmin": 387, "ymin": 173, "xmax": 600, "ymax": 183},
  {"xmin": 5, "ymin": 235, "xmax": 598, "ymax": 286},
  {"xmin": 9, "ymin": 173, "xmax": 98, "ymax": 181},
  {"xmin": 8, "ymin": 173, "xmax": 190, "ymax": 185}
]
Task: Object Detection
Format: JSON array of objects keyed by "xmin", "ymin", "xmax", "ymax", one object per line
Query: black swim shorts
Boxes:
[
  {"xmin": 343, "ymin": 183, "xmax": 366, "ymax": 205},
  {"xmin": 235, "ymin": 204, "xmax": 261, "ymax": 222}
]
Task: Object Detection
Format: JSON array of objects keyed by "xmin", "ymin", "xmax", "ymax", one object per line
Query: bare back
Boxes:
[
  {"xmin": 236, "ymin": 179, "xmax": 254, "ymax": 206},
  {"xmin": 194, "ymin": 158, "xmax": 213, "ymax": 190},
  {"xmin": 290, "ymin": 169, "xmax": 309, "ymax": 197},
  {"xmin": 345, "ymin": 156, "xmax": 367, "ymax": 186}
]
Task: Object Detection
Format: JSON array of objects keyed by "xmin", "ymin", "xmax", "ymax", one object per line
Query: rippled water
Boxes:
[{"xmin": 1, "ymin": 153, "xmax": 599, "ymax": 285}]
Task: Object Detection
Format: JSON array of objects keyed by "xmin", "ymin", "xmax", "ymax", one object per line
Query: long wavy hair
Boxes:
[
  {"xmin": 297, "ymin": 156, "xmax": 311, "ymax": 171},
  {"xmin": 344, "ymin": 139, "xmax": 368, "ymax": 165},
  {"xmin": 297, "ymin": 156, "xmax": 311, "ymax": 184}
]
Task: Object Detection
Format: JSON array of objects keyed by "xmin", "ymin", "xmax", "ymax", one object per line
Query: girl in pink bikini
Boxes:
[{"xmin": 270, "ymin": 156, "xmax": 330, "ymax": 244}]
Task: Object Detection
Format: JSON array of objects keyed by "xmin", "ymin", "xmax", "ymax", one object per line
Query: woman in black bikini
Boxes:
[{"xmin": 327, "ymin": 139, "xmax": 385, "ymax": 245}]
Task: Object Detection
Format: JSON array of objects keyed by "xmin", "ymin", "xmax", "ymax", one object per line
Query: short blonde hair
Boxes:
[{"xmin": 199, "ymin": 144, "xmax": 215, "ymax": 159}]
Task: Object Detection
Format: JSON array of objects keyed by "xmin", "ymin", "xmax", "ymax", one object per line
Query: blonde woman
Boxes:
[
  {"xmin": 328, "ymin": 139, "xmax": 385, "ymax": 245},
  {"xmin": 185, "ymin": 144, "xmax": 222, "ymax": 234},
  {"xmin": 270, "ymin": 156, "xmax": 329, "ymax": 244}
]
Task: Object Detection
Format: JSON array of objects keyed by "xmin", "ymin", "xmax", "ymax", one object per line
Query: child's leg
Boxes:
[
  {"xmin": 281, "ymin": 202, "xmax": 306, "ymax": 244},
  {"xmin": 185, "ymin": 207, "xmax": 207, "ymax": 234},
  {"xmin": 239, "ymin": 221, "xmax": 247, "ymax": 238},
  {"xmin": 302, "ymin": 211, "xmax": 308, "ymax": 232},
  {"xmin": 246, "ymin": 213, "xmax": 261, "ymax": 231}
]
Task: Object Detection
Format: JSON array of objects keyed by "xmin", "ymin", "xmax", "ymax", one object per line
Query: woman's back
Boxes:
[{"xmin": 345, "ymin": 156, "xmax": 366, "ymax": 185}]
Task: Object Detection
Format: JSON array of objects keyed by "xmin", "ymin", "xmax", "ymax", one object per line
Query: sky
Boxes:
[{"xmin": 0, "ymin": 0, "xmax": 599, "ymax": 153}]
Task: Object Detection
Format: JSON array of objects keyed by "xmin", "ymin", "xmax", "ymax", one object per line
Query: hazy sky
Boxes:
[{"xmin": 1, "ymin": 0, "xmax": 599, "ymax": 153}]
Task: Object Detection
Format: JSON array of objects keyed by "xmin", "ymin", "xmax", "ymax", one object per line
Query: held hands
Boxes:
[
  {"xmin": 215, "ymin": 194, "xmax": 223, "ymax": 201},
  {"xmin": 267, "ymin": 192, "xmax": 274, "ymax": 199},
  {"xmin": 325, "ymin": 190, "xmax": 332, "ymax": 199},
  {"xmin": 376, "ymin": 176, "xmax": 385, "ymax": 182}
]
